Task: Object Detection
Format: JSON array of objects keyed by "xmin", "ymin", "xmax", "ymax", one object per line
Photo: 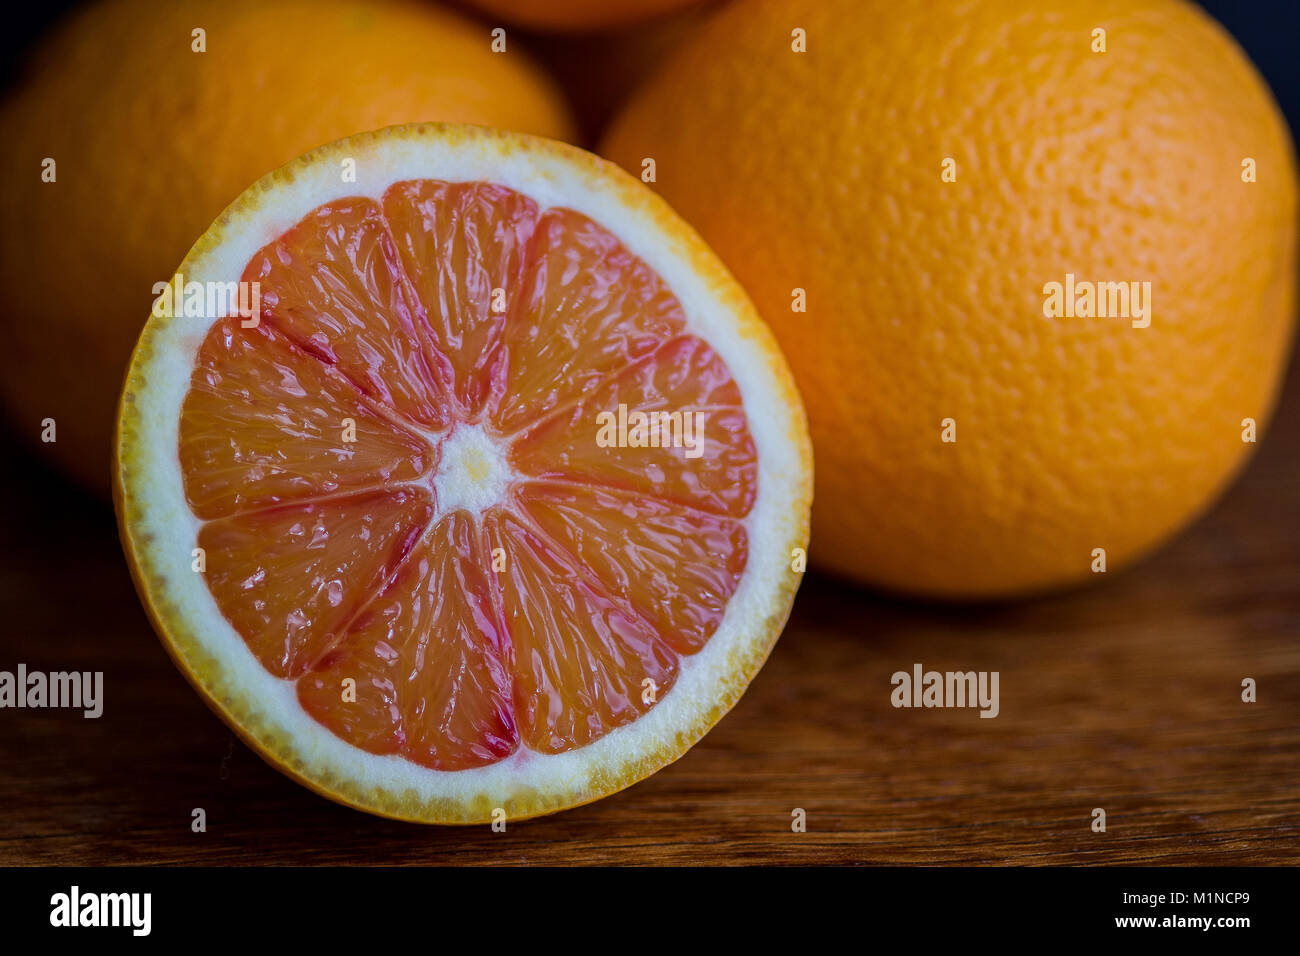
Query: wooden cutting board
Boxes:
[{"xmin": 2, "ymin": 354, "xmax": 1297, "ymax": 865}]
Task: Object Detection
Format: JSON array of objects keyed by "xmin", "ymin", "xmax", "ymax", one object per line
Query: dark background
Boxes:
[{"xmin": 1, "ymin": 1, "xmax": 1298, "ymax": 865}]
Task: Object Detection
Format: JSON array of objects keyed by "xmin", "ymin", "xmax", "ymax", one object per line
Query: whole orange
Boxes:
[
  {"xmin": 0, "ymin": 0, "xmax": 574, "ymax": 494},
  {"xmin": 602, "ymin": 0, "xmax": 1298, "ymax": 597},
  {"xmin": 462, "ymin": 0, "xmax": 706, "ymax": 32}
]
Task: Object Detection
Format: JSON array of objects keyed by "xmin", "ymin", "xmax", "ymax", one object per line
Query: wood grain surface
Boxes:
[{"xmin": 1, "ymin": 355, "xmax": 1297, "ymax": 867}]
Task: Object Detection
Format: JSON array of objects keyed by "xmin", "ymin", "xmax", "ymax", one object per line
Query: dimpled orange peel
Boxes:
[{"xmin": 602, "ymin": 0, "xmax": 1298, "ymax": 597}]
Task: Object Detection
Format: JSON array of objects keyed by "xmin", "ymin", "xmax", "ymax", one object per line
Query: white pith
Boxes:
[
  {"xmin": 119, "ymin": 125, "xmax": 809, "ymax": 822},
  {"xmin": 430, "ymin": 424, "xmax": 514, "ymax": 518}
]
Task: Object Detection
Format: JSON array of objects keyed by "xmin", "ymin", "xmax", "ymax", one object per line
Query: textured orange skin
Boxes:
[
  {"xmin": 603, "ymin": 0, "xmax": 1299, "ymax": 597},
  {"xmin": 464, "ymin": 0, "xmax": 706, "ymax": 32},
  {"xmin": 0, "ymin": 0, "xmax": 574, "ymax": 495}
]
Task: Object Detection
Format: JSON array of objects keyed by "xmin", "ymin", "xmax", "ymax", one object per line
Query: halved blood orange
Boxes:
[{"xmin": 115, "ymin": 124, "xmax": 811, "ymax": 823}]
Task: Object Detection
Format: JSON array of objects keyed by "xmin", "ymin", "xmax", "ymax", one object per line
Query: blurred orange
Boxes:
[{"xmin": 0, "ymin": 0, "xmax": 574, "ymax": 494}]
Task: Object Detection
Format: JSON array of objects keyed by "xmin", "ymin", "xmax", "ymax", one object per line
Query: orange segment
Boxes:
[
  {"xmin": 245, "ymin": 197, "xmax": 451, "ymax": 429},
  {"xmin": 297, "ymin": 512, "xmax": 516, "ymax": 771},
  {"xmin": 490, "ymin": 208, "xmax": 686, "ymax": 434},
  {"xmin": 382, "ymin": 181, "xmax": 540, "ymax": 418},
  {"xmin": 513, "ymin": 482, "xmax": 747, "ymax": 654},
  {"xmin": 198, "ymin": 489, "xmax": 433, "ymax": 679},
  {"xmin": 508, "ymin": 335, "xmax": 757, "ymax": 516},
  {"xmin": 180, "ymin": 317, "xmax": 432, "ymax": 521},
  {"xmin": 484, "ymin": 508, "xmax": 679, "ymax": 753}
]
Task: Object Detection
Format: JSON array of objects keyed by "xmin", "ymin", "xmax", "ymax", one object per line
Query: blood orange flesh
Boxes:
[
  {"xmin": 177, "ymin": 181, "xmax": 756, "ymax": 772},
  {"xmin": 117, "ymin": 125, "xmax": 810, "ymax": 822}
]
